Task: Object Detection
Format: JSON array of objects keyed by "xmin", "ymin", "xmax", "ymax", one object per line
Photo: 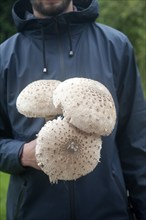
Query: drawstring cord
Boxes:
[
  {"xmin": 41, "ymin": 26, "xmax": 47, "ymax": 73},
  {"xmin": 67, "ymin": 22, "xmax": 74, "ymax": 57},
  {"xmin": 40, "ymin": 19, "xmax": 74, "ymax": 73}
]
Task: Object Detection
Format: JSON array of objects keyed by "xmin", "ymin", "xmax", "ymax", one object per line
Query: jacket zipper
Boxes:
[
  {"xmin": 58, "ymin": 31, "xmax": 76, "ymax": 220},
  {"xmin": 69, "ymin": 181, "xmax": 76, "ymax": 220}
]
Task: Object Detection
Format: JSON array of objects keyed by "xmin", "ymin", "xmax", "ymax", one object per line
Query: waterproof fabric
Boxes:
[{"xmin": 0, "ymin": 0, "xmax": 146, "ymax": 219}]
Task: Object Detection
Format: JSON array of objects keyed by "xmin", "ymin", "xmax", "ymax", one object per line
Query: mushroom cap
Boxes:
[
  {"xmin": 16, "ymin": 79, "xmax": 62, "ymax": 119},
  {"xmin": 53, "ymin": 77, "xmax": 116, "ymax": 136},
  {"xmin": 36, "ymin": 117, "xmax": 102, "ymax": 183}
]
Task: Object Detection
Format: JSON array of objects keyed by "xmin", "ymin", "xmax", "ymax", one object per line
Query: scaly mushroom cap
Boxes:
[
  {"xmin": 16, "ymin": 79, "xmax": 62, "ymax": 119},
  {"xmin": 53, "ymin": 77, "xmax": 116, "ymax": 136},
  {"xmin": 36, "ymin": 117, "xmax": 102, "ymax": 183}
]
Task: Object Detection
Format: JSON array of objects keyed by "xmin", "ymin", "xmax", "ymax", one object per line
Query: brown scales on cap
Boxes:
[
  {"xmin": 16, "ymin": 77, "xmax": 116, "ymax": 183},
  {"xmin": 36, "ymin": 117, "xmax": 102, "ymax": 183},
  {"xmin": 53, "ymin": 77, "xmax": 116, "ymax": 136},
  {"xmin": 16, "ymin": 79, "xmax": 62, "ymax": 120}
]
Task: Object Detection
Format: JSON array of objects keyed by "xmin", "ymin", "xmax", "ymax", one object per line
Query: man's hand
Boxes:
[{"xmin": 20, "ymin": 139, "xmax": 41, "ymax": 170}]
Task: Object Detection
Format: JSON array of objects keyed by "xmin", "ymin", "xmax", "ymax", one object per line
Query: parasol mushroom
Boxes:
[
  {"xmin": 53, "ymin": 77, "xmax": 116, "ymax": 136},
  {"xmin": 36, "ymin": 117, "xmax": 102, "ymax": 183},
  {"xmin": 16, "ymin": 77, "xmax": 116, "ymax": 183},
  {"xmin": 16, "ymin": 79, "xmax": 62, "ymax": 120}
]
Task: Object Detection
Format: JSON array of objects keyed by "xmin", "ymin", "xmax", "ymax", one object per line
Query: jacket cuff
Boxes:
[{"xmin": 1, "ymin": 140, "xmax": 27, "ymax": 175}]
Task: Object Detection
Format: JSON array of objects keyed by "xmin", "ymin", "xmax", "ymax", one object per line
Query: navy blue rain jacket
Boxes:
[{"xmin": 0, "ymin": 0, "xmax": 146, "ymax": 219}]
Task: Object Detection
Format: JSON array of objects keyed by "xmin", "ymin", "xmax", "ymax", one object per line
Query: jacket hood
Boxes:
[{"xmin": 12, "ymin": 0, "xmax": 99, "ymax": 32}]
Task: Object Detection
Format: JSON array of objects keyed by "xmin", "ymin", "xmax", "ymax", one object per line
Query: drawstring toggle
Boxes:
[
  {"xmin": 43, "ymin": 67, "xmax": 47, "ymax": 73},
  {"xmin": 69, "ymin": 50, "xmax": 74, "ymax": 57}
]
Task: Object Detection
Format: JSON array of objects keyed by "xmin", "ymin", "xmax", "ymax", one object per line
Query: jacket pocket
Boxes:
[
  {"xmin": 112, "ymin": 167, "xmax": 127, "ymax": 200},
  {"xmin": 112, "ymin": 169, "xmax": 137, "ymax": 220},
  {"xmin": 13, "ymin": 180, "xmax": 27, "ymax": 220}
]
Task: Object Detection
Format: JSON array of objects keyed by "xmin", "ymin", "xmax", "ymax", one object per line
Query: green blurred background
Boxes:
[
  {"xmin": 0, "ymin": 173, "xmax": 9, "ymax": 220},
  {"xmin": 0, "ymin": 0, "xmax": 145, "ymax": 219}
]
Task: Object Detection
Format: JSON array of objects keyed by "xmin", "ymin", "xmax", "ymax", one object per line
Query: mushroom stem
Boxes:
[{"xmin": 67, "ymin": 141, "xmax": 79, "ymax": 152}]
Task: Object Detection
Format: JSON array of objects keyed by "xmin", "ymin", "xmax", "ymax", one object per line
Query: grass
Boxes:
[{"xmin": 0, "ymin": 172, "xmax": 10, "ymax": 220}]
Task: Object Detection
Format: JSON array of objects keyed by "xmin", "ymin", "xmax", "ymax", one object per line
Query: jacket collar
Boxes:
[{"xmin": 12, "ymin": 0, "xmax": 99, "ymax": 33}]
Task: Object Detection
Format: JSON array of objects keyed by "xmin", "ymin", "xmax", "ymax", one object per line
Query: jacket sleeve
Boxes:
[
  {"xmin": 115, "ymin": 38, "xmax": 146, "ymax": 220},
  {"xmin": 0, "ymin": 106, "xmax": 26, "ymax": 175},
  {"xmin": 0, "ymin": 54, "xmax": 26, "ymax": 175},
  {"xmin": 0, "ymin": 138, "xmax": 26, "ymax": 175}
]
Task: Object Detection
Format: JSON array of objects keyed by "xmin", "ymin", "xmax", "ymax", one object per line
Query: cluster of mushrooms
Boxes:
[{"xmin": 16, "ymin": 77, "xmax": 116, "ymax": 183}]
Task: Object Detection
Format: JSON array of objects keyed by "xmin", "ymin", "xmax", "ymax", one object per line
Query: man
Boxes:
[{"xmin": 0, "ymin": 0, "xmax": 146, "ymax": 219}]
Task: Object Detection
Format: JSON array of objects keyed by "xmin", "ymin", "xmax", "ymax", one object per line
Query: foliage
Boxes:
[
  {"xmin": 0, "ymin": 172, "xmax": 10, "ymax": 220},
  {"xmin": 0, "ymin": 1, "xmax": 16, "ymax": 43},
  {"xmin": 98, "ymin": 0, "xmax": 146, "ymax": 95}
]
